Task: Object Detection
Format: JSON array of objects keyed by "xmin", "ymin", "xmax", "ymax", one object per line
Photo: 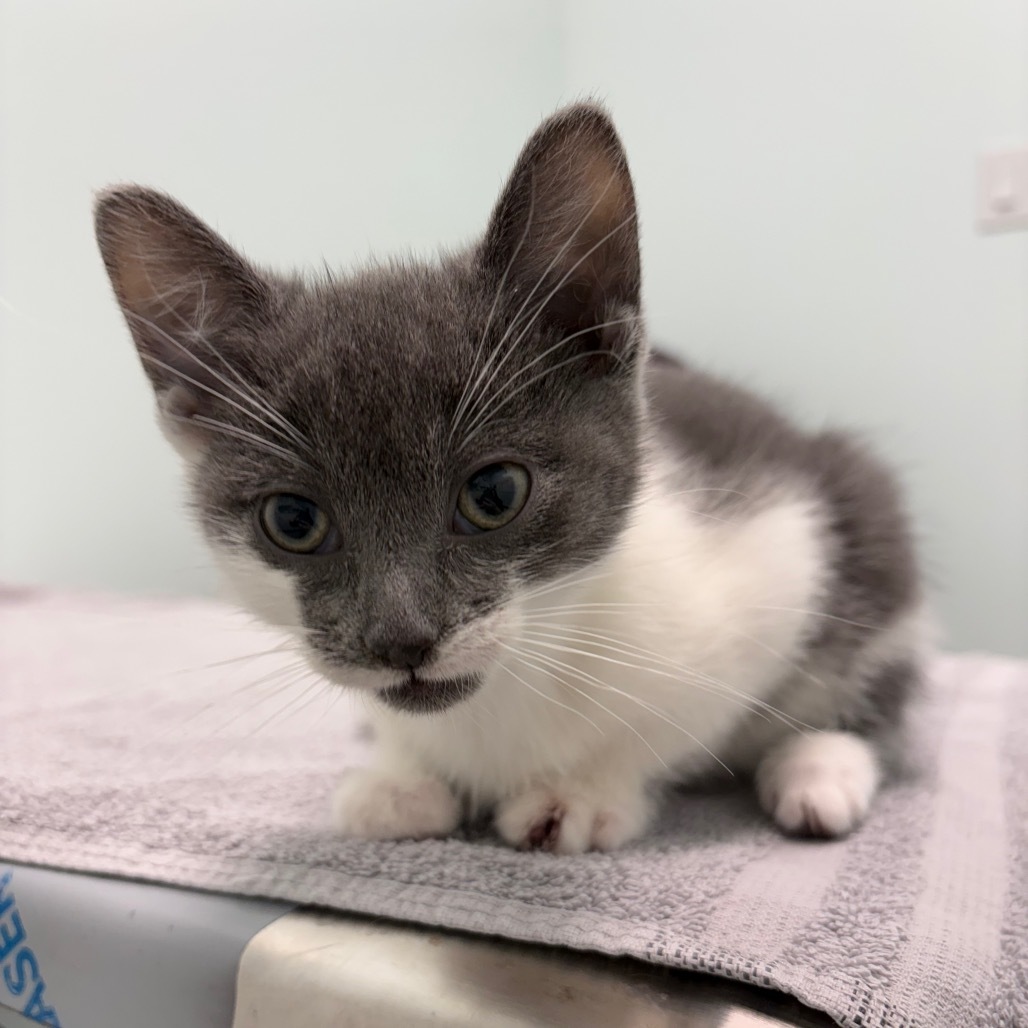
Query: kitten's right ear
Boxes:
[
  {"xmin": 480, "ymin": 103, "xmax": 641, "ymax": 375},
  {"xmin": 94, "ymin": 186, "xmax": 271, "ymax": 454}
]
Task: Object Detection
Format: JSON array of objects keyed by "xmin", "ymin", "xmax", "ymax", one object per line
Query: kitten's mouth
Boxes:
[{"xmin": 378, "ymin": 672, "xmax": 481, "ymax": 714}]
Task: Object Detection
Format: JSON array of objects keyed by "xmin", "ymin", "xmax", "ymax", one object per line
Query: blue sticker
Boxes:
[{"xmin": 0, "ymin": 873, "xmax": 62, "ymax": 1027}]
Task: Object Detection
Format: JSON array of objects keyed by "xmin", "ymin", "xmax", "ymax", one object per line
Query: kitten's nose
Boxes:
[{"xmin": 364, "ymin": 628, "xmax": 437, "ymax": 671}]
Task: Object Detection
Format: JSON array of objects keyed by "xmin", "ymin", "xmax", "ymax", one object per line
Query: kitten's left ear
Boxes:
[
  {"xmin": 481, "ymin": 103, "xmax": 642, "ymax": 372},
  {"xmin": 94, "ymin": 186, "xmax": 271, "ymax": 453}
]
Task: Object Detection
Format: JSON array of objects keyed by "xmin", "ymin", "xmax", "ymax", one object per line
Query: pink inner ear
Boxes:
[
  {"xmin": 575, "ymin": 149, "xmax": 636, "ymax": 242},
  {"xmin": 481, "ymin": 105, "xmax": 641, "ymax": 339},
  {"xmin": 95, "ymin": 187, "xmax": 274, "ymax": 416},
  {"xmin": 520, "ymin": 146, "xmax": 638, "ymax": 307},
  {"xmin": 160, "ymin": 383, "xmax": 202, "ymax": 422},
  {"xmin": 116, "ymin": 238, "xmax": 184, "ymax": 319}
]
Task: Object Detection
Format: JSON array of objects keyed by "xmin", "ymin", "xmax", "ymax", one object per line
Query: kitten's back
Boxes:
[{"xmin": 645, "ymin": 350, "xmax": 921, "ymax": 654}]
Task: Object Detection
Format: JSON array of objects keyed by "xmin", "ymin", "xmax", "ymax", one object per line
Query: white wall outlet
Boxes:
[{"xmin": 978, "ymin": 148, "xmax": 1028, "ymax": 233}]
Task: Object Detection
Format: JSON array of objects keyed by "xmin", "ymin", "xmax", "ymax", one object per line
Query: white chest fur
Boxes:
[{"xmin": 375, "ymin": 466, "xmax": 829, "ymax": 804}]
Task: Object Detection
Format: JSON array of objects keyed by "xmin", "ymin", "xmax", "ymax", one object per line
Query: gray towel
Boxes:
[{"xmin": 0, "ymin": 589, "xmax": 1025, "ymax": 1028}]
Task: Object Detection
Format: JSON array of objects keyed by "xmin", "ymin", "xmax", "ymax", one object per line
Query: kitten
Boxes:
[{"xmin": 94, "ymin": 104, "xmax": 925, "ymax": 854}]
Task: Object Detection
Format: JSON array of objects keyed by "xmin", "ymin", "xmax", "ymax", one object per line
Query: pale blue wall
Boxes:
[
  {"xmin": 564, "ymin": 1, "xmax": 1028, "ymax": 656},
  {"xmin": 2, "ymin": 1, "xmax": 1025, "ymax": 656},
  {"xmin": 0, "ymin": 0, "xmax": 563, "ymax": 597}
]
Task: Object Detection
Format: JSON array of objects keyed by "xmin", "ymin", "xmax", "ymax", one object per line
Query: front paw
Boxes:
[
  {"xmin": 495, "ymin": 784, "xmax": 652, "ymax": 855},
  {"xmin": 331, "ymin": 769, "xmax": 460, "ymax": 841},
  {"xmin": 756, "ymin": 732, "xmax": 879, "ymax": 838}
]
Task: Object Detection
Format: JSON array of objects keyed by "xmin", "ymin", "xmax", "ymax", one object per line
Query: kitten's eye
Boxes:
[
  {"xmin": 455, "ymin": 462, "xmax": 531, "ymax": 534},
  {"xmin": 260, "ymin": 494, "xmax": 335, "ymax": 554}
]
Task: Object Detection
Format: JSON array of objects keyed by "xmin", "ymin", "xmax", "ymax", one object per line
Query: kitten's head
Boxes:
[{"xmin": 95, "ymin": 104, "xmax": 646, "ymax": 714}]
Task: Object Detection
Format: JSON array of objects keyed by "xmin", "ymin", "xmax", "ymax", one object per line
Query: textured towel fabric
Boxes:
[{"xmin": 0, "ymin": 589, "xmax": 1025, "ymax": 1028}]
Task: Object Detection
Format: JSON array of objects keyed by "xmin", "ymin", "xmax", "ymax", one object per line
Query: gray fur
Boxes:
[
  {"xmin": 94, "ymin": 102, "xmax": 921, "ymax": 744},
  {"xmin": 646, "ymin": 356, "xmax": 922, "ymax": 748}
]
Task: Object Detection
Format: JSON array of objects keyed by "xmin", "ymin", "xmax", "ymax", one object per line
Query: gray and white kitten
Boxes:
[{"xmin": 95, "ymin": 104, "xmax": 925, "ymax": 853}]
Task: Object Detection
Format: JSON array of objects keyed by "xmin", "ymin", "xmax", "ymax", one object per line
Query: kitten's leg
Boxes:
[
  {"xmin": 755, "ymin": 731, "xmax": 879, "ymax": 837},
  {"xmin": 494, "ymin": 759, "xmax": 656, "ymax": 855},
  {"xmin": 332, "ymin": 756, "xmax": 460, "ymax": 841}
]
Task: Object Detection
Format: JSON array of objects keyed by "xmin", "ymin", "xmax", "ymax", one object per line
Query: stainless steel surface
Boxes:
[
  {"xmin": 234, "ymin": 910, "xmax": 835, "ymax": 1028},
  {"xmin": 0, "ymin": 862, "xmax": 291, "ymax": 1028}
]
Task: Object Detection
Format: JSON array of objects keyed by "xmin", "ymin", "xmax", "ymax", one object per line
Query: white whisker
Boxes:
[
  {"xmin": 458, "ymin": 314, "xmax": 639, "ymax": 446},
  {"xmin": 459, "ymin": 348, "xmax": 630, "ymax": 452},
  {"xmin": 449, "ymin": 179, "xmax": 537, "ymax": 442},
  {"xmin": 494, "ymin": 654, "xmax": 604, "ymax": 734},
  {"xmin": 131, "ymin": 263, "xmax": 314, "ymax": 453},
  {"xmin": 458, "ymin": 206, "xmax": 638, "ymax": 445},
  {"xmin": 129, "ymin": 312, "xmax": 313, "ymax": 455},
  {"xmin": 525, "ymin": 640, "xmax": 743, "ymax": 776},
  {"xmin": 749, "ymin": 606, "xmax": 879, "ymax": 631},
  {"xmin": 518, "ymin": 641, "xmax": 736, "ymax": 776},
  {"xmin": 527, "ymin": 601, "xmax": 664, "ymax": 613},
  {"xmin": 517, "ymin": 625, "xmax": 810, "ymax": 733},
  {"xmin": 174, "ymin": 414, "xmax": 314, "ymax": 468},
  {"xmin": 174, "ymin": 642, "xmax": 298, "ymax": 674},
  {"xmin": 726, "ymin": 627, "xmax": 829, "ymax": 690},
  {"xmin": 500, "ymin": 640, "xmax": 670, "ymax": 770},
  {"xmin": 454, "ymin": 175, "xmax": 621, "ymax": 440},
  {"xmin": 187, "ymin": 665, "xmax": 315, "ymax": 737},
  {"xmin": 246, "ymin": 675, "xmax": 326, "ymax": 736}
]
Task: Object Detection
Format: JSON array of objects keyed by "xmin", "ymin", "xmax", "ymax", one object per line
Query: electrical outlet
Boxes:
[{"xmin": 978, "ymin": 148, "xmax": 1028, "ymax": 233}]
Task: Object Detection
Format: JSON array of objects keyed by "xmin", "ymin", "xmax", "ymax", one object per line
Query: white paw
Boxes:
[
  {"xmin": 756, "ymin": 732, "xmax": 879, "ymax": 838},
  {"xmin": 331, "ymin": 769, "xmax": 460, "ymax": 841},
  {"xmin": 495, "ymin": 784, "xmax": 652, "ymax": 855}
]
